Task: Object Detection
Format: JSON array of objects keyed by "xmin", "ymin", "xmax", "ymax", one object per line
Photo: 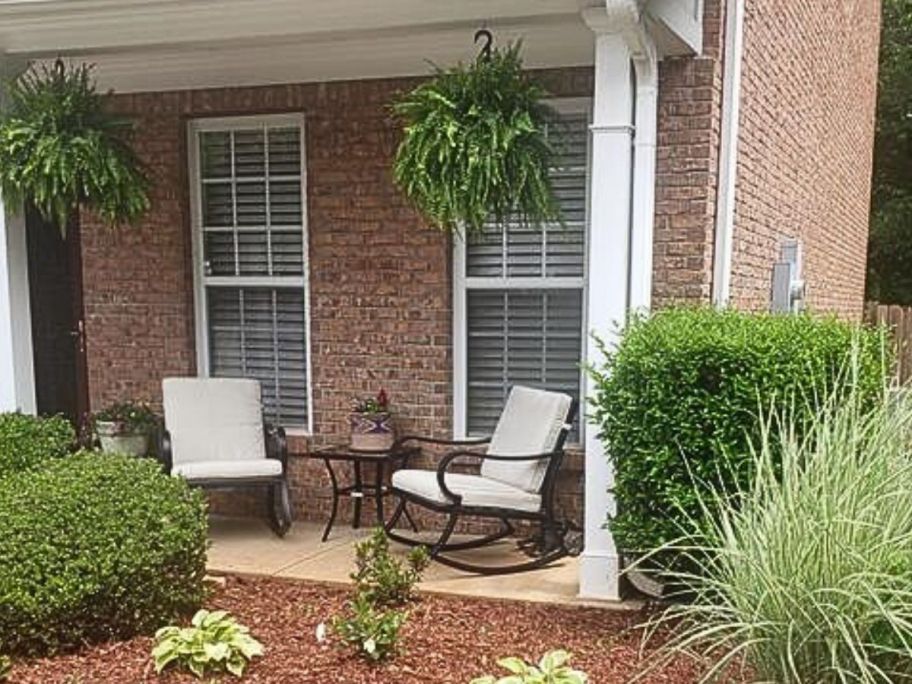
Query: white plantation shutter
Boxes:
[
  {"xmin": 461, "ymin": 107, "xmax": 589, "ymax": 438},
  {"xmin": 191, "ymin": 116, "xmax": 311, "ymax": 427}
]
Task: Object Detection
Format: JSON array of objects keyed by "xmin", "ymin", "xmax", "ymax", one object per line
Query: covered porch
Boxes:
[
  {"xmin": 0, "ymin": 0, "xmax": 703, "ymax": 602},
  {"xmin": 207, "ymin": 516, "xmax": 592, "ymax": 607}
]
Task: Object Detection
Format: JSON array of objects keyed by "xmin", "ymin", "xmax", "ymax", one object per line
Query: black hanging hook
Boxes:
[{"xmin": 474, "ymin": 28, "xmax": 493, "ymax": 61}]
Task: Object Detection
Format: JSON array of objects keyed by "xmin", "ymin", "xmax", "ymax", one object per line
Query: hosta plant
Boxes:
[
  {"xmin": 152, "ymin": 609, "xmax": 264, "ymax": 678},
  {"xmin": 0, "ymin": 61, "xmax": 149, "ymax": 232},
  {"xmin": 471, "ymin": 649, "xmax": 588, "ymax": 684},
  {"xmin": 392, "ymin": 42, "xmax": 559, "ymax": 235}
]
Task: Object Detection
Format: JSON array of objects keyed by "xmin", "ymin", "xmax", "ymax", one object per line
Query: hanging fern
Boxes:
[
  {"xmin": 0, "ymin": 62, "xmax": 150, "ymax": 232},
  {"xmin": 392, "ymin": 42, "xmax": 560, "ymax": 235}
]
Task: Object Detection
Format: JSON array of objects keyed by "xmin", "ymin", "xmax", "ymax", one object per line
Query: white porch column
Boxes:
[
  {"xmin": 579, "ymin": 4, "xmax": 659, "ymax": 601},
  {"xmin": 0, "ymin": 55, "xmax": 36, "ymax": 414}
]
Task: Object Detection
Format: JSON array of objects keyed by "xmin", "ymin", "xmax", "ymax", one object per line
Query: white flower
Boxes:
[
  {"xmin": 363, "ymin": 638, "xmax": 376, "ymax": 655},
  {"xmin": 315, "ymin": 622, "xmax": 327, "ymax": 643}
]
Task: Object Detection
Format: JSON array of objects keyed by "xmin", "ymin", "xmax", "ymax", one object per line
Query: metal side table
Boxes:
[{"xmin": 310, "ymin": 443, "xmax": 420, "ymax": 541}]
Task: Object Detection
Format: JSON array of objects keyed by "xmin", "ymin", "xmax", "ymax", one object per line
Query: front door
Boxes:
[{"xmin": 25, "ymin": 206, "xmax": 90, "ymax": 432}]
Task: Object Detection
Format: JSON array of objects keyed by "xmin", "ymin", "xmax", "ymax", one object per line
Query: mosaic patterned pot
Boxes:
[{"xmin": 349, "ymin": 411, "xmax": 395, "ymax": 451}]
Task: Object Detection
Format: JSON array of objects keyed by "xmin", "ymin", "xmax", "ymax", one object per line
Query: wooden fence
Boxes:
[{"xmin": 864, "ymin": 302, "xmax": 912, "ymax": 385}]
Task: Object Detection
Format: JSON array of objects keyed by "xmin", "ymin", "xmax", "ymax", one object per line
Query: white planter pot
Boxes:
[
  {"xmin": 96, "ymin": 422, "xmax": 151, "ymax": 457},
  {"xmin": 623, "ymin": 554, "xmax": 668, "ymax": 599}
]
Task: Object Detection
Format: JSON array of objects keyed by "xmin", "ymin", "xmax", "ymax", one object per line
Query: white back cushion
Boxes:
[
  {"xmin": 480, "ymin": 386, "xmax": 573, "ymax": 493},
  {"xmin": 163, "ymin": 378, "xmax": 266, "ymax": 466}
]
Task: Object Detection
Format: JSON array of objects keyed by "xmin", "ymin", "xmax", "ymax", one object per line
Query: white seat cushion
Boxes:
[
  {"xmin": 480, "ymin": 386, "xmax": 573, "ymax": 493},
  {"xmin": 392, "ymin": 469, "xmax": 541, "ymax": 513},
  {"xmin": 173, "ymin": 459, "xmax": 282, "ymax": 481},
  {"xmin": 163, "ymin": 378, "xmax": 267, "ymax": 468}
]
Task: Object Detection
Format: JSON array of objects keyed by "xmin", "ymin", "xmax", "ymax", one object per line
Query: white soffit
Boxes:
[
  {"xmin": 0, "ymin": 0, "xmax": 599, "ymax": 92},
  {"xmin": 648, "ymin": 0, "xmax": 703, "ymax": 55}
]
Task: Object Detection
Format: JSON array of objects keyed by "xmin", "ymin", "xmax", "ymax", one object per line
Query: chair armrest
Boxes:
[
  {"xmin": 392, "ymin": 435, "xmax": 490, "ymax": 468},
  {"xmin": 158, "ymin": 429, "xmax": 173, "ymax": 474},
  {"xmin": 394, "ymin": 434, "xmax": 491, "ymax": 450},
  {"xmin": 433, "ymin": 449, "xmax": 562, "ymax": 505},
  {"xmin": 264, "ymin": 423, "xmax": 288, "ymax": 474}
]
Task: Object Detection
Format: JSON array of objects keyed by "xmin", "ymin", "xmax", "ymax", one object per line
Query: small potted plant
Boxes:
[
  {"xmin": 350, "ymin": 390, "xmax": 395, "ymax": 451},
  {"xmin": 93, "ymin": 401, "xmax": 159, "ymax": 457}
]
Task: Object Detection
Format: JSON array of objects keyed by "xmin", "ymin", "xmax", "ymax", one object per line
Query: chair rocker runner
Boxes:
[
  {"xmin": 385, "ymin": 386, "xmax": 579, "ymax": 575},
  {"xmin": 159, "ymin": 378, "xmax": 293, "ymax": 537}
]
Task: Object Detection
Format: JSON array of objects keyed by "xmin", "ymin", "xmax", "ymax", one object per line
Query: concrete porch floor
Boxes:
[{"xmin": 207, "ymin": 516, "xmax": 620, "ymax": 608}]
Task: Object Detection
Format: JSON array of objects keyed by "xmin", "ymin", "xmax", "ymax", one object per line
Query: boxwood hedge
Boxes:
[
  {"xmin": 0, "ymin": 412, "xmax": 74, "ymax": 476},
  {"xmin": 0, "ymin": 453, "xmax": 208, "ymax": 655},
  {"xmin": 589, "ymin": 307, "xmax": 888, "ymax": 564}
]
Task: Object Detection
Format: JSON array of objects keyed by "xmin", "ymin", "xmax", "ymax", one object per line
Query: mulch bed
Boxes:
[{"xmin": 9, "ymin": 575, "xmax": 710, "ymax": 683}]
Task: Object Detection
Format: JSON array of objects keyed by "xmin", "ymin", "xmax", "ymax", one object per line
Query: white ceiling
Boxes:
[{"xmin": 0, "ymin": 0, "xmax": 700, "ymax": 93}]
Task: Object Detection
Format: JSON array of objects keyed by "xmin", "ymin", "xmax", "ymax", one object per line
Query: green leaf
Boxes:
[
  {"xmin": 225, "ymin": 656, "xmax": 246, "ymax": 677},
  {"xmin": 538, "ymin": 649, "xmax": 570, "ymax": 672},
  {"xmin": 496, "ymin": 657, "xmax": 529, "ymax": 675}
]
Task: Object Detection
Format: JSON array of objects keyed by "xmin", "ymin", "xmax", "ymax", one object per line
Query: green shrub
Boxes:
[
  {"xmin": 331, "ymin": 594, "xmax": 406, "ymax": 663},
  {"xmin": 644, "ymin": 382, "xmax": 912, "ymax": 683},
  {"xmin": 0, "ymin": 412, "xmax": 74, "ymax": 476},
  {"xmin": 352, "ymin": 528, "xmax": 429, "ymax": 607},
  {"xmin": 0, "ymin": 453, "xmax": 208, "ymax": 655},
  {"xmin": 152, "ymin": 609, "xmax": 264, "ymax": 678},
  {"xmin": 589, "ymin": 307, "xmax": 887, "ymax": 562}
]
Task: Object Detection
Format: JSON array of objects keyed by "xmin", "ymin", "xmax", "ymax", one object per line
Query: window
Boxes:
[
  {"xmin": 454, "ymin": 102, "xmax": 590, "ymax": 439},
  {"xmin": 189, "ymin": 115, "xmax": 311, "ymax": 429}
]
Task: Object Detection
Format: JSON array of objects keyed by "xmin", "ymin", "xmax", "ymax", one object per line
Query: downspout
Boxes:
[
  {"xmin": 711, "ymin": 0, "xmax": 745, "ymax": 306},
  {"xmin": 629, "ymin": 43, "xmax": 659, "ymax": 311}
]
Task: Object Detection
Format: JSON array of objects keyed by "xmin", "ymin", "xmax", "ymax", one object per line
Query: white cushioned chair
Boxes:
[
  {"xmin": 160, "ymin": 377, "xmax": 292, "ymax": 537},
  {"xmin": 385, "ymin": 386, "xmax": 577, "ymax": 574}
]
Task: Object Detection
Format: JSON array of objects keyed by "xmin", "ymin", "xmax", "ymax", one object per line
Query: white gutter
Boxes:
[{"xmin": 711, "ymin": 0, "xmax": 745, "ymax": 306}]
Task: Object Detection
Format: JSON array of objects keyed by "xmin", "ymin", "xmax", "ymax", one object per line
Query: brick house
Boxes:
[{"xmin": 0, "ymin": 0, "xmax": 880, "ymax": 600}]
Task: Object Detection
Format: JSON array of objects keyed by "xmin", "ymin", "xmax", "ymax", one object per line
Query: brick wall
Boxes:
[
  {"xmin": 79, "ymin": 69, "xmax": 593, "ymax": 529},
  {"xmin": 728, "ymin": 0, "xmax": 881, "ymax": 317},
  {"xmin": 651, "ymin": 0, "xmax": 726, "ymax": 306}
]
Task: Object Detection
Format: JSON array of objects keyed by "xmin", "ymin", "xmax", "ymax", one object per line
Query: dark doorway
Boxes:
[{"xmin": 25, "ymin": 206, "xmax": 89, "ymax": 429}]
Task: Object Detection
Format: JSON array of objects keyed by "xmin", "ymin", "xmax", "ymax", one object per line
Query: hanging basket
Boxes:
[
  {"xmin": 391, "ymin": 39, "xmax": 561, "ymax": 236},
  {"xmin": 0, "ymin": 61, "xmax": 150, "ymax": 233}
]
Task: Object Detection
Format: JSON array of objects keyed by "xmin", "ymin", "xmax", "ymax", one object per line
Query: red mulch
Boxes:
[{"xmin": 8, "ymin": 575, "xmax": 713, "ymax": 683}]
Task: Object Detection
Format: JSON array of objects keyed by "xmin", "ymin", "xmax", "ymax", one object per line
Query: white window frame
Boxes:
[
  {"xmin": 187, "ymin": 113, "xmax": 313, "ymax": 434},
  {"xmin": 453, "ymin": 97, "xmax": 593, "ymax": 440}
]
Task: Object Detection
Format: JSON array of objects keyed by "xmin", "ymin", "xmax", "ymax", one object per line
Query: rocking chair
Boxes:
[
  {"xmin": 385, "ymin": 386, "xmax": 578, "ymax": 574},
  {"xmin": 159, "ymin": 378, "xmax": 293, "ymax": 537}
]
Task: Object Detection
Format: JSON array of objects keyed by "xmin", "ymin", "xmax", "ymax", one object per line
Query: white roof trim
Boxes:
[{"xmin": 0, "ymin": 0, "xmax": 603, "ymax": 92}]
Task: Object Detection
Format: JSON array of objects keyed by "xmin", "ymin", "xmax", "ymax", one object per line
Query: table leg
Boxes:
[
  {"xmin": 353, "ymin": 460, "xmax": 363, "ymax": 529},
  {"xmin": 375, "ymin": 461, "xmax": 385, "ymax": 527},
  {"xmin": 322, "ymin": 458, "xmax": 339, "ymax": 542}
]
